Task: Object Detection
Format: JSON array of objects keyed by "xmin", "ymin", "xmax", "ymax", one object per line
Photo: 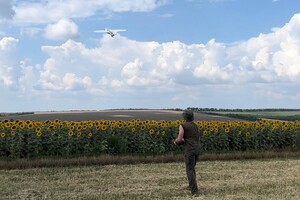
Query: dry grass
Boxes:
[
  {"xmin": 1, "ymin": 151, "xmax": 300, "ymax": 170},
  {"xmin": 1, "ymin": 150, "xmax": 300, "ymax": 170},
  {"xmin": 0, "ymin": 158, "xmax": 299, "ymax": 199}
]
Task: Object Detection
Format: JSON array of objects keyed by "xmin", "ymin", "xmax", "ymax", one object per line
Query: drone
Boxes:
[{"xmin": 94, "ymin": 28, "xmax": 126, "ymax": 37}]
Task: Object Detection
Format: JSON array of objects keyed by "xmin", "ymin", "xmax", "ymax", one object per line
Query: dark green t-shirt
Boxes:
[{"xmin": 182, "ymin": 121, "xmax": 200, "ymax": 153}]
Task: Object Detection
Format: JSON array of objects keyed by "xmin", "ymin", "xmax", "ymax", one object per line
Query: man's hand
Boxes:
[
  {"xmin": 173, "ymin": 139, "xmax": 184, "ymax": 145},
  {"xmin": 173, "ymin": 139, "xmax": 177, "ymax": 145}
]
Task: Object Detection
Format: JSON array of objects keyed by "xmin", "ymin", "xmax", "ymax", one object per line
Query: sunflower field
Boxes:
[{"xmin": 0, "ymin": 119, "xmax": 299, "ymax": 159}]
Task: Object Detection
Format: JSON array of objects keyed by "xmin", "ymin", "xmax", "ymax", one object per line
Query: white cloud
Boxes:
[
  {"xmin": 0, "ymin": 36, "xmax": 18, "ymax": 50},
  {"xmin": 62, "ymin": 73, "xmax": 92, "ymax": 91},
  {"xmin": 0, "ymin": 37, "xmax": 19, "ymax": 87},
  {"xmin": 32, "ymin": 14, "xmax": 300, "ymax": 95},
  {"xmin": 44, "ymin": 19, "xmax": 79, "ymax": 41},
  {"xmin": 121, "ymin": 59, "xmax": 157, "ymax": 86},
  {"xmin": 27, "ymin": 13, "xmax": 300, "ymax": 109},
  {"xmin": 13, "ymin": 0, "xmax": 169, "ymax": 25}
]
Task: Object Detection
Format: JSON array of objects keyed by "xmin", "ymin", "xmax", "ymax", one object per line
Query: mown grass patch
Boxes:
[{"xmin": 0, "ymin": 158, "xmax": 299, "ymax": 199}]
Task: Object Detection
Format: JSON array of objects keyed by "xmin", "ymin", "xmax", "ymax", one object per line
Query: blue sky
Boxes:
[{"xmin": 1, "ymin": 0, "xmax": 300, "ymax": 112}]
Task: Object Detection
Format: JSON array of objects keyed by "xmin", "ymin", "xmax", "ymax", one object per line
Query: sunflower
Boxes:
[
  {"xmin": 10, "ymin": 131, "xmax": 15, "ymax": 136},
  {"xmin": 4, "ymin": 122, "xmax": 11, "ymax": 128},
  {"xmin": 36, "ymin": 127, "xmax": 42, "ymax": 132},
  {"xmin": 27, "ymin": 123, "xmax": 34, "ymax": 129},
  {"xmin": 48, "ymin": 125, "xmax": 54, "ymax": 130},
  {"xmin": 149, "ymin": 129, "xmax": 154, "ymax": 135},
  {"xmin": 101, "ymin": 125, "xmax": 107, "ymax": 131},
  {"xmin": 88, "ymin": 122, "xmax": 93, "ymax": 128},
  {"xmin": 36, "ymin": 131, "xmax": 42, "ymax": 137},
  {"xmin": 34, "ymin": 121, "xmax": 42, "ymax": 127},
  {"xmin": 77, "ymin": 131, "xmax": 82, "ymax": 137},
  {"xmin": 68, "ymin": 130, "xmax": 74, "ymax": 137},
  {"xmin": 246, "ymin": 132, "xmax": 251, "ymax": 138},
  {"xmin": 19, "ymin": 123, "xmax": 25, "ymax": 129},
  {"xmin": 88, "ymin": 132, "xmax": 93, "ymax": 138},
  {"xmin": 11, "ymin": 125, "xmax": 17, "ymax": 130},
  {"xmin": 117, "ymin": 123, "xmax": 123, "ymax": 128},
  {"xmin": 225, "ymin": 127, "xmax": 230, "ymax": 133},
  {"xmin": 0, "ymin": 132, "xmax": 6, "ymax": 138}
]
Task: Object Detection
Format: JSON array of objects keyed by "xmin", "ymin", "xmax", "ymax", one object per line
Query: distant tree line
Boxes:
[
  {"xmin": 0, "ymin": 112, "xmax": 34, "ymax": 117},
  {"xmin": 187, "ymin": 107, "xmax": 300, "ymax": 112}
]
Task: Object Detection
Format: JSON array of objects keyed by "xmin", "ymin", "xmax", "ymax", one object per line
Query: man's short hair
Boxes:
[{"xmin": 182, "ymin": 110, "xmax": 194, "ymax": 122}]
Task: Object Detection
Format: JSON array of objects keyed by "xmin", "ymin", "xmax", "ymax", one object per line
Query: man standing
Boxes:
[{"xmin": 174, "ymin": 110, "xmax": 200, "ymax": 197}]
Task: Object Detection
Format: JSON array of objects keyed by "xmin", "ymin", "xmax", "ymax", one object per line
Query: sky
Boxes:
[{"xmin": 1, "ymin": 0, "xmax": 300, "ymax": 112}]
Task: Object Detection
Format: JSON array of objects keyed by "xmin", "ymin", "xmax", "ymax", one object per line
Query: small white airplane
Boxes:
[{"xmin": 94, "ymin": 28, "xmax": 126, "ymax": 37}]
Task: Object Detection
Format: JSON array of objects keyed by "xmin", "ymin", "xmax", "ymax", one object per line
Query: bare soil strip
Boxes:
[{"xmin": 0, "ymin": 109, "xmax": 240, "ymax": 121}]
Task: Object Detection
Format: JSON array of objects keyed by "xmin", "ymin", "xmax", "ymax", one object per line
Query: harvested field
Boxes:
[
  {"xmin": 0, "ymin": 158, "xmax": 299, "ymax": 199},
  {"xmin": 0, "ymin": 109, "xmax": 241, "ymax": 121}
]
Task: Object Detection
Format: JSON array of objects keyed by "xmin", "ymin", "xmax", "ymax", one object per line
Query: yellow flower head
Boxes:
[
  {"xmin": 11, "ymin": 125, "xmax": 17, "ymax": 130},
  {"xmin": 68, "ymin": 130, "xmax": 74, "ymax": 137},
  {"xmin": 11, "ymin": 131, "xmax": 15, "ymax": 136},
  {"xmin": 77, "ymin": 131, "xmax": 82, "ymax": 137},
  {"xmin": 149, "ymin": 129, "xmax": 154, "ymax": 135},
  {"xmin": 5, "ymin": 122, "xmax": 11, "ymax": 128},
  {"xmin": 101, "ymin": 125, "xmax": 107, "ymax": 131},
  {"xmin": 36, "ymin": 131, "xmax": 42, "ymax": 137},
  {"xmin": 225, "ymin": 127, "xmax": 230, "ymax": 133},
  {"xmin": 1, "ymin": 132, "xmax": 6, "ymax": 138}
]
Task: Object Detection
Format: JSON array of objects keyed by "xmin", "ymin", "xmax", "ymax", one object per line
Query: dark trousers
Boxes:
[{"xmin": 184, "ymin": 151, "xmax": 199, "ymax": 195}]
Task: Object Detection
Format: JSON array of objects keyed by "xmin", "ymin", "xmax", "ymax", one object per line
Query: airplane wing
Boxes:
[
  {"xmin": 94, "ymin": 30, "xmax": 107, "ymax": 33},
  {"xmin": 113, "ymin": 29, "xmax": 126, "ymax": 32}
]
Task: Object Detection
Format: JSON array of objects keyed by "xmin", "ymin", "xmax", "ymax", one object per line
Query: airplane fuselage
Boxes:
[{"xmin": 107, "ymin": 31, "xmax": 117, "ymax": 37}]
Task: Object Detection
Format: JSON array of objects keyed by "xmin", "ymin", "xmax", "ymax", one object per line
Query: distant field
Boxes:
[
  {"xmin": 207, "ymin": 110, "xmax": 300, "ymax": 121},
  {"xmin": 211, "ymin": 111, "xmax": 300, "ymax": 116},
  {"xmin": 0, "ymin": 109, "xmax": 241, "ymax": 121}
]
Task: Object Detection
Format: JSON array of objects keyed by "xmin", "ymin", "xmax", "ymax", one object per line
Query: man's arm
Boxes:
[{"xmin": 174, "ymin": 125, "xmax": 184, "ymax": 145}]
